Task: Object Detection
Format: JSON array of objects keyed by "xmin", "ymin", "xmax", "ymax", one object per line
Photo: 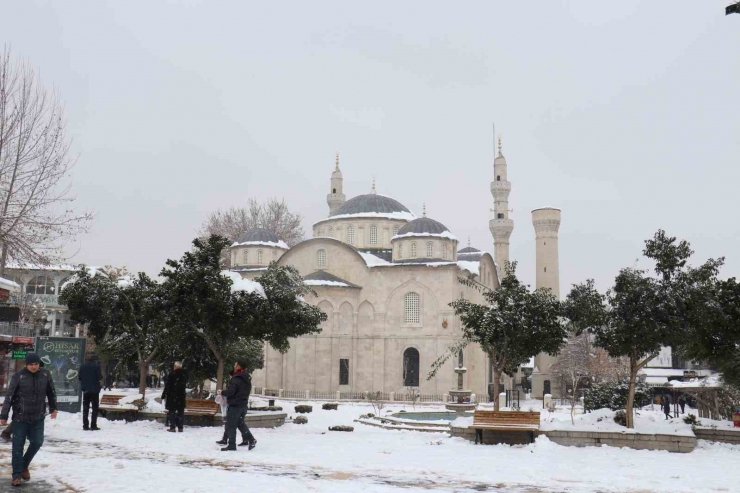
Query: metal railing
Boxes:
[
  {"xmin": 252, "ymin": 389, "xmax": 467, "ymax": 404},
  {"xmin": 0, "ymin": 322, "xmax": 49, "ymax": 338}
]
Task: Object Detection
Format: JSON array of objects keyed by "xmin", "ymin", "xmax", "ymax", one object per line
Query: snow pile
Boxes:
[
  {"xmin": 357, "ymin": 251, "xmax": 390, "ymax": 266},
  {"xmin": 221, "ymin": 270, "xmax": 266, "ymax": 297},
  {"xmin": 456, "ymin": 260, "xmax": 480, "ymax": 275},
  {"xmin": 541, "ymin": 407, "xmax": 695, "ymax": 436},
  {"xmin": 304, "ymin": 280, "xmax": 351, "ymax": 287},
  {"xmin": 0, "ymin": 276, "xmax": 20, "ymax": 291}
]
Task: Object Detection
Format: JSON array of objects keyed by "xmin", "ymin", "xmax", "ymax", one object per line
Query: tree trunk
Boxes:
[
  {"xmin": 0, "ymin": 242, "xmax": 7, "ymax": 278},
  {"xmin": 139, "ymin": 360, "xmax": 148, "ymax": 400},
  {"xmin": 492, "ymin": 366, "xmax": 501, "ymax": 411},
  {"xmin": 216, "ymin": 357, "xmax": 224, "ymax": 392},
  {"xmin": 625, "ymin": 355, "xmax": 638, "ymax": 429}
]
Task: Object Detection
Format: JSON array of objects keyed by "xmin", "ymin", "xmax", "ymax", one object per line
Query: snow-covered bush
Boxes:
[
  {"xmin": 613, "ymin": 410, "xmax": 627, "ymax": 426},
  {"xmin": 322, "ymin": 403, "xmax": 338, "ymax": 410},
  {"xmin": 328, "ymin": 425, "xmax": 353, "ymax": 432},
  {"xmin": 294, "ymin": 415, "xmax": 308, "ymax": 424},
  {"xmin": 683, "ymin": 413, "xmax": 701, "ymax": 426},
  {"xmin": 295, "ymin": 405, "xmax": 313, "ymax": 414},
  {"xmin": 584, "ymin": 380, "xmax": 650, "ymax": 412}
]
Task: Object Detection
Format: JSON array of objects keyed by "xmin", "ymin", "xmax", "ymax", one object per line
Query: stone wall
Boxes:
[
  {"xmin": 693, "ymin": 427, "xmax": 740, "ymax": 445},
  {"xmin": 449, "ymin": 426, "xmax": 696, "ymax": 453}
]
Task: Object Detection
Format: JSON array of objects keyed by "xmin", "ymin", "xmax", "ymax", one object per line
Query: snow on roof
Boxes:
[
  {"xmin": 221, "ymin": 270, "xmax": 266, "ymax": 297},
  {"xmin": 304, "ymin": 280, "xmax": 353, "ymax": 288},
  {"xmin": 313, "ymin": 210, "xmax": 416, "ymax": 225},
  {"xmin": 639, "ymin": 368, "xmax": 712, "ymax": 378},
  {"xmin": 357, "ymin": 251, "xmax": 391, "ymax": 267},
  {"xmin": 668, "ymin": 374, "xmax": 723, "ymax": 389},
  {"xmin": 231, "ymin": 240, "xmax": 289, "ymax": 249},
  {"xmin": 6, "ymin": 263, "xmax": 79, "ymax": 272},
  {"xmin": 391, "ymin": 230, "xmax": 458, "ymax": 241},
  {"xmin": 0, "ymin": 277, "xmax": 20, "ymax": 291},
  {"xmin": 456, "ymin": 260, "xmax": 480, "ymax": 276}
]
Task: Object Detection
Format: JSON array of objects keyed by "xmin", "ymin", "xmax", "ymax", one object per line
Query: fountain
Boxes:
[{"xmin": 445, "ymin": 366, "xmax": 476, "ymax": 415}]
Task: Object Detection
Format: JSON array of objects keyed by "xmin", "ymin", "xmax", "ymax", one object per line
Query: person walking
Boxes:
[
  {"xmin": 103, "ymin": 372, "xmax": 114, "ymax": 391},
  {"xmin": 79, "ymin": 353, "xmax": 103, "ymax": 431},
  {"xmin": 661, "ymin": 395, "xmax": 671, "ymax": 420},
  {"xmin": 161, "ymin": 362, "xmax": 186, "ymax": 433},
  {"xmin": 678, "ymin": 394, "xmax": 687, "ymax": 414},
  {"xmin": 0, "ymin": 353, "xmax": 58, "ymax": 486},
  {"xmin": 219, "ymin": 360, "xmax": 256, "ymax": 452}
]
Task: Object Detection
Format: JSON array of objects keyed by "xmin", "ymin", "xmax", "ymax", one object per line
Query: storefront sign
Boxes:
[
  {"xmin": 12, "ymin": 336, "xmax": 35, "ymax": 345},
  {"xmin": 11, "ymin": 349, "xmax": 28, "ymax": 359},
  {"xmin": 0, "ymin": 289, "xmax": 9, "ymax": 302},
  {"xmin": 683, "ymin": 371, "xmax": 698, "ymax": 380},
  {"xmin": 35, "ymin": 336, "xmax": 86, "ymax": 413}
]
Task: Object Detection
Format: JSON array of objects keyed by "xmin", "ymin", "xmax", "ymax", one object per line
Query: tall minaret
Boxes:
[
  {"xmin": 532, "ymin": 206, "xmax": 562, "ymax": 398},
  {"xmin": 489, "ymin": 135, "xmax": 514, "ymax": 277},
  {"xmin": 327, "ymin": 153, "xmax": 346, "ymax": 215}
]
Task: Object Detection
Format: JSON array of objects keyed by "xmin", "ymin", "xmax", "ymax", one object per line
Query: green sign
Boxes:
[
  {"xmin": 11, "ymin": 350, "xmax": 27, "ymax": 359},
  {"xmin": 35, "ymin": 336, "xmax": 87, "ymax": 413}
]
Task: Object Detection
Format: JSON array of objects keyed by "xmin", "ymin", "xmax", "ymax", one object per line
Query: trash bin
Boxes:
[{"xmin": 733, "ymin": 410, "xmax": 740, "ymax": 428}]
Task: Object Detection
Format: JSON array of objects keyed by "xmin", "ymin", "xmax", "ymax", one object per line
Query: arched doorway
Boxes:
[{"xmin": 403, "ymin": 348, "xmax": 419, "ymax": 387}]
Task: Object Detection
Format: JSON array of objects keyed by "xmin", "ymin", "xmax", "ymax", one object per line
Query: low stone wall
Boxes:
[
  {"xmin": 114, "ymin": 411, "xmax": 286, "ymax": 429},
  {"xmin": 449, "ymin": 426, "xmax": 696, "ymax": 452},
  {"xmin": 694, "ymin": 427, "xmax": 740, "ymax": 445}
]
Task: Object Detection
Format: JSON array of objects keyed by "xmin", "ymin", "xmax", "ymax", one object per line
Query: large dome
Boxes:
[
  {"xmin": 395, "ymin": 217, "xmax": 453, "ymax": 238},
  {"xmin": 233, "ymin": 228, "xmax": 287, "ymax": 247},
  {"xmin": 332, "ymin": 194, "xmax": 411, "ymax": 217}
]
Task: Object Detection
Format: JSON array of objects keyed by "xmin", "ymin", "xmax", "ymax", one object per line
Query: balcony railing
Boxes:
[
  {"xmin": 8, "ymin": 293, "xmax": 61, "ymax": 307},
  {"xmin": 0, "ymin": 322, "xmax": 49, "ymax": 338}
]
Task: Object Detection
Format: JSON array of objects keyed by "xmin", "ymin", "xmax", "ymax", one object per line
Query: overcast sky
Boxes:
[{"xmin": 2, "ymin": 1, "xmax": 739, "ymax": 292}]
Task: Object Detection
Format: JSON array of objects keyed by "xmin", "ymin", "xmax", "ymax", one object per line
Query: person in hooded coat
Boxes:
[
  {"xmin": 78, "ymin": 353, "xmax": 103, "ymax": 431},
  {"xmin": 218, "ymin": 360, "xmax": 256, "ymax": 451},
  {"xmin": 161, "ymin": 362, "xmax": 187, "ymax": 432}
]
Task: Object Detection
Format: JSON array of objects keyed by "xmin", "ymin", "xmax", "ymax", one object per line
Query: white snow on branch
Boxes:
[{"xmin": 221, "ymin": 270, "xmax": 266, "ymax": 297}]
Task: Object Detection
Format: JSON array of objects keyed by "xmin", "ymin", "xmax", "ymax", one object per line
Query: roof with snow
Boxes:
[
  {"xmin": 232, "ymin": 228, "xmax": 289, "ymax": 249},
  {"xmin": 396, "ymin": 217, "xmax": 450, "ymax": 236},
  {"xmin": 332, "ymin": 193, "xmax": 410, "ymax": 217},
  {"xmin": 303, "ymin": 270, "xmax": 360, "ymax": 289},
  {"xmin": 458, "ymin": 246, "xmax": 481, "ymax": 254}
]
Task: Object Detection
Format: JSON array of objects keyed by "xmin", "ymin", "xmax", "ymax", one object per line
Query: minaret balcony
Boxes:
[
  {"xmin": 490, "ymin": 181, "xmax": 511, "ymax": 196},
  {"xmin": 489, "ymin": 218, "xmax": 514, "ymax": 239}
]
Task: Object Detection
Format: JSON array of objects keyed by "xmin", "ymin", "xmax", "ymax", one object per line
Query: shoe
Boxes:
[
  {"xmin": 220, "ymin": 446, "xmax": 236, "ymax": 451},
  {"xmin": 91, "ymin": 425, "xmax": 100, "ymax": 431},
  {"xmin": 11, "ymin": 477, "xmax": 21, "ymax": 486},
  {"xmin": 177, "ymin": 429, "xmax": 183, "ymax": 433},
  {"xmin": 248, "ymin": 439, "xmax": 257, "ymax": 451},
  {"xmin": 83, "ymin": 426, "xmax": 89, "ymax": 431},
  {"xmin": 21, "ymin": 469, "xmax": 30, "ymax": 481},
  {"xmin": 166, "ymin": 428, "xmax": 177, "ymax": 433},
  {"xmin": 215, "ymin": 439, "xmax": 228, "ymax": 445}
]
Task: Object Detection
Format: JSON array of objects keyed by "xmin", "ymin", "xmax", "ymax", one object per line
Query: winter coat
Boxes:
[
  {"xmin": 104, "ymin": 374, "xmax": 114, "ymax": 387},
  {"xmin": 78, "ymin": 361, "xmax": 103, "ymax": 393},
  {"xmin": 1, "ymin": 368, "xmax": 57, "ymax": 423},
  {"xmin": 221, "ymin": 371, "xmax": 251, "ymax": 408},
  {"xmin": 662, "ymin": 398, "xmax": 671, "ymax": 413},
  {"xmin": 161, "ymin": 369, "xmax": 187, "ymax": 411}
]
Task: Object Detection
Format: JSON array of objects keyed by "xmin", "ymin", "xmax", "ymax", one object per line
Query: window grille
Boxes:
[
  {"xmin": 393, "ymin": 226, "xmax": 399, "ymax": 236},
  {"xmin": 347, "ymin": 226, "xmax": 354, "ymax": 245},
  {"xmin": 370, "ymin": 225, "xmax": 378, "ymax": 245},
  {"xmin": 328, "ymin": 227, "xmax": 334, "ymax": 238},
  {"xmin": 404, "ymin": 292, "xmax": 420, "ymax": 324},
  {"xmin": 257, "ymin": 250, "xmax": 263, "ymax": 264},
  {"xmin": 426, "ymin": 242, "xmax": 433, "ymax": 258},
  {"xmin": 398, "ymin": 243, "xmax": 403, "ymax": 259},
  {"xmin": 243, "ymin": 250, "xmax": 249, "ymax": 264},
  {"xmin": 317, "ymin": 249, "xmax": 327, "ymax": 267},
  {"xmin": 442, "ymin": 244, "xmax": 448, "ymax": 259},
  {"xmin": 411, "ymin": 242, "xmax": 417, "ymax": 258}
]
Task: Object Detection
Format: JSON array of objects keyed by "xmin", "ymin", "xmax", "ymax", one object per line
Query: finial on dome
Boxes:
[
  {"xmin": 497, "ymin": 134, "xmax": 502, "ymax": 156},
  {"xmin": 371, "ymin": 177, "xmax": 376, "ymax": 194},
  {"xmin": 423, "ymin": 203, "xmax": 427, "ymax": 217},
  {"xmin": 335, "ymin": 152, "xmax": 340, "ymax": 170},
  {"xmin": 467, "ymin": 236, "xmax": 471, "ymax": 247}
]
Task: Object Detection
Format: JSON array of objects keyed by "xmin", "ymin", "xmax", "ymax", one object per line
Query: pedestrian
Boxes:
[
  {"xmin": 78, "ymin": 353, "xmax": 103, "ymax": 431},
  {"xmin": 0, "ymin": 353, "xmax": 58, "ymax": 486},
  {"xmin": 219, "ymin": 360, "xmax": 256, "ymax": 452},
  {"xmin": 678, "ymin": 394, "xmax": 686, "ymax": 414},
  {"xmin": 161, "ymin": 362, "xmax": 186, "ymax": 433},
  {"xmin": 104, "ymin": 372, "xmax": 114, "ymax": 391},
  {"xmin": 661, "ymin": 395, "xmax": 671, "ymax": 420}
]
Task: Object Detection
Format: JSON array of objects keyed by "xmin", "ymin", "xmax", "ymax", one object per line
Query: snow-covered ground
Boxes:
[{"xmin": 0, "ymin": 395, "xmax": 738, "ymax": 492}]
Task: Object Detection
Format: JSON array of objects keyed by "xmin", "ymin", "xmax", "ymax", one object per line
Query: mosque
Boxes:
[{"xmin": 235, "ymin": 139, "xmax": 562, "ymax": 401}]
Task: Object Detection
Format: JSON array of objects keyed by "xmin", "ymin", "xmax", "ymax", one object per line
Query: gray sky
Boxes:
[{"xmin": 2, "ymin": 1, "xmax": 739, "ymax": 292}]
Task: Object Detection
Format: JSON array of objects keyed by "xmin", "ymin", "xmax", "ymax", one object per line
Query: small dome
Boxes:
[
  {"xmin": 333, "ymin": 194, "xmax": 411, "ymax": 217},
  {"xmin": 395, "ymin": 217, "xmax": 454, "ymax": 238},
  {"xmin": 458, "ymin": 246, "xmax": 481, "ymax": 254},
  {"xmin": 234, "ymin": 228, "xmax": 286, "ymax": 246}
]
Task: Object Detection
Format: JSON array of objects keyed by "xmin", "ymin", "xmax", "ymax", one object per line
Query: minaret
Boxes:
[
  {"xmin": 327, "ymin": 153, "xmax": 346, "ymax": 215},
  {"xmin": 489, "ymin": 135, "xmax": 514, "ymax": 277},
  {"xmin": 531, "ymin": 206, "xmax": 562, "ymax": 398}
]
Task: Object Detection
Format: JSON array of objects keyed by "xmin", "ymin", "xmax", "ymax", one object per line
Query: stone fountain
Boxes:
[{"xmin": 445, "ymin": 366, "xmax": 476, "ymax": 415}]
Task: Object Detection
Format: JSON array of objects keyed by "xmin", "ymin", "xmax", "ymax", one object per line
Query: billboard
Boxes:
[{"xmin": 35, "ymin": 336, "xmax": 86, "ymax": 413}]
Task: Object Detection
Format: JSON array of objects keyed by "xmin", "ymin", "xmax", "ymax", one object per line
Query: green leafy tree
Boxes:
[
  {"xmin": 430, "ymin": 262, "xmax": 566, "ymax": 411},
  {"xmin": 161, "ymin": 235, "xmax": 325, "ymax": 390},
  {"xmin": 59, "ymin": 268, "xmax": 167, "ymax": 398}
]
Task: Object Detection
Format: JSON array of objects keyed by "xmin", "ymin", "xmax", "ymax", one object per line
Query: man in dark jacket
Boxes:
[
  {"xmin": 104, "ymin": 372, "xmax": 114, "ymax": 391},
  {"xmin": 0, "ymin": 353, "xmax": 57, "ymax": 486},
  {"xmin": 161, "ymin": 362, "xmax": 186, "ymax": 432},
  {"xmin": 78, "ymin": 353, "xmax": 103, "ymax": 431},
  {"xmin": 219, "ymin": 360, "xmax": 256, "ymax": 452}
]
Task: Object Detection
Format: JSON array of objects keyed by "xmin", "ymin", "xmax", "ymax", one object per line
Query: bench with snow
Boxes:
[
  {"xmin": 185, "ymin": 399, "xmax": 219, "ymax": 416},
  {"xmin": 470, "ymin": 410, "xmax": 540, "ymax": 444},
  {"xmin": 99, "ymin": 394, "xmax": 138, "ymax": 422},
  {"xmin": 99, "ymin": 394, "xmax": 126, "ymax": 411}
]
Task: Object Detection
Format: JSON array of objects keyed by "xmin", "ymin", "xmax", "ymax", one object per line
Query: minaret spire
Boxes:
[
  {"xmin": 335, "ymin": 152, "xmax": 340, "ymax": 170},
  {"xmin": 423, "ymin": 203, "xmax": 427, "ymax": 217},
  {"xmin": 327, "ymin": 153, "xmax": 346, "ymax": 215},
  {"xmin": 371, "ymin": 177, "xmax": 376, "ymax": 194},
  {"xmin": 489, "ymin": 128, "xmax": 514, "ymax": 277}
]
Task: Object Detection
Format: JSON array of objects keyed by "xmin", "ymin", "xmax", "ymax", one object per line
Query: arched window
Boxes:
[
  {"xmin": 403, "ymin": 348, "xmax": 420, "ymax": 387},
  {"xmin": 426, "ymin": 242, "xmax": 433, "ymax": 258},
  {"xmin": 410, "ymin": 242, "xmax": 417, "ymax": 258},
  {"xmin": 243, "ymin": 250, "xmax": 248, "ymax": 264},
  {"xmin": 497, "ymin": 213, "xmax": 504, "ymax": 219},
  {"xmin": 332, "ymin": 188, "xmax": 337, "ymax": 194},
  {"xmin": 317, "ymin": 249, "xmax": 327, "ymax": 267},
  {"xmin": 404, "ymin": 292, "xmax": 420, "ymax": 324},
  {"xmin": 398, "ymin": 243, "xmax": 403, "ymax": 259},
  {"xmin": 257, "ymin": 250, "xmax": 263, "ymax": 264},
  {"xmin": 442, "ymin": 243, "xmax": 448, "ymax": 260},
  {"xmin": 26, "ymin": 275, "xmax": 54, "ymax": 295},
  {"xmin": 392, "ymin": 226, "xmax": 399, "ymax": 236},
  {"xmin": 319, "ymin": 228, "xmax": 324, "ymax": 237},
  {"xmin": 496, "ymin": 175, "xmax": 501, "ymax": 181},
  {"xmin": 370, "ymin": 225, "xmax": 378, "ymax": 245},
  {"xmin": 328, "ymin": 227, "xmax": 334, "ymax": 238},
  {"xmin": 347, "ymin": 226, "xmax": 354, "ymax": 245},
  {"xmin": 544, "ymin": 380, "xmax": 551, "ymax": 396}
]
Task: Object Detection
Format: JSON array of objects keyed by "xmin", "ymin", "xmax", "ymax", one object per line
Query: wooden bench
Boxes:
[
  {"xmin": 184, "ymin": 398, "xmax": 219, "ymax": 416},
  {"xmin": 470, "ymin": 410, "xmax": 540, "ymax": 444},
  {"xmin": 99, "ymin": 394, "xmax": 126, "ymax": 411}
]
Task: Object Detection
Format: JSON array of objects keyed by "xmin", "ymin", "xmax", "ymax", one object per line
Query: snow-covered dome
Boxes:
[
  {"xmin": 393, "ymin": 217, "xmax": 456, "ymax": 240},
  {"xmin": 332, "ymin": 194, "xmax": 411, "ymax": 218},
  {"xmin": 232, "ymin": 228, "xmax": 288, "ymax": 249},
  {"xmin": 458, "ymin": 245, "xmax": 483, "ymax": 261}
]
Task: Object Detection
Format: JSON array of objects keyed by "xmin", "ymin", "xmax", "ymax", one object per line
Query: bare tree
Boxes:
[
  {"xmin": 200, "ymin": 198, "xmax": 304, "ymax": 266},
  {"xmin": 550, "ymin": 334, "xmax": 591, "ymax": 424},
  {"xmin": 0, "ymin": 47, "xmax": 92, "ymax": 276},
  {"xmin": 586, "ymin": 347, "xmax": 630, "ymax": 384}
]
